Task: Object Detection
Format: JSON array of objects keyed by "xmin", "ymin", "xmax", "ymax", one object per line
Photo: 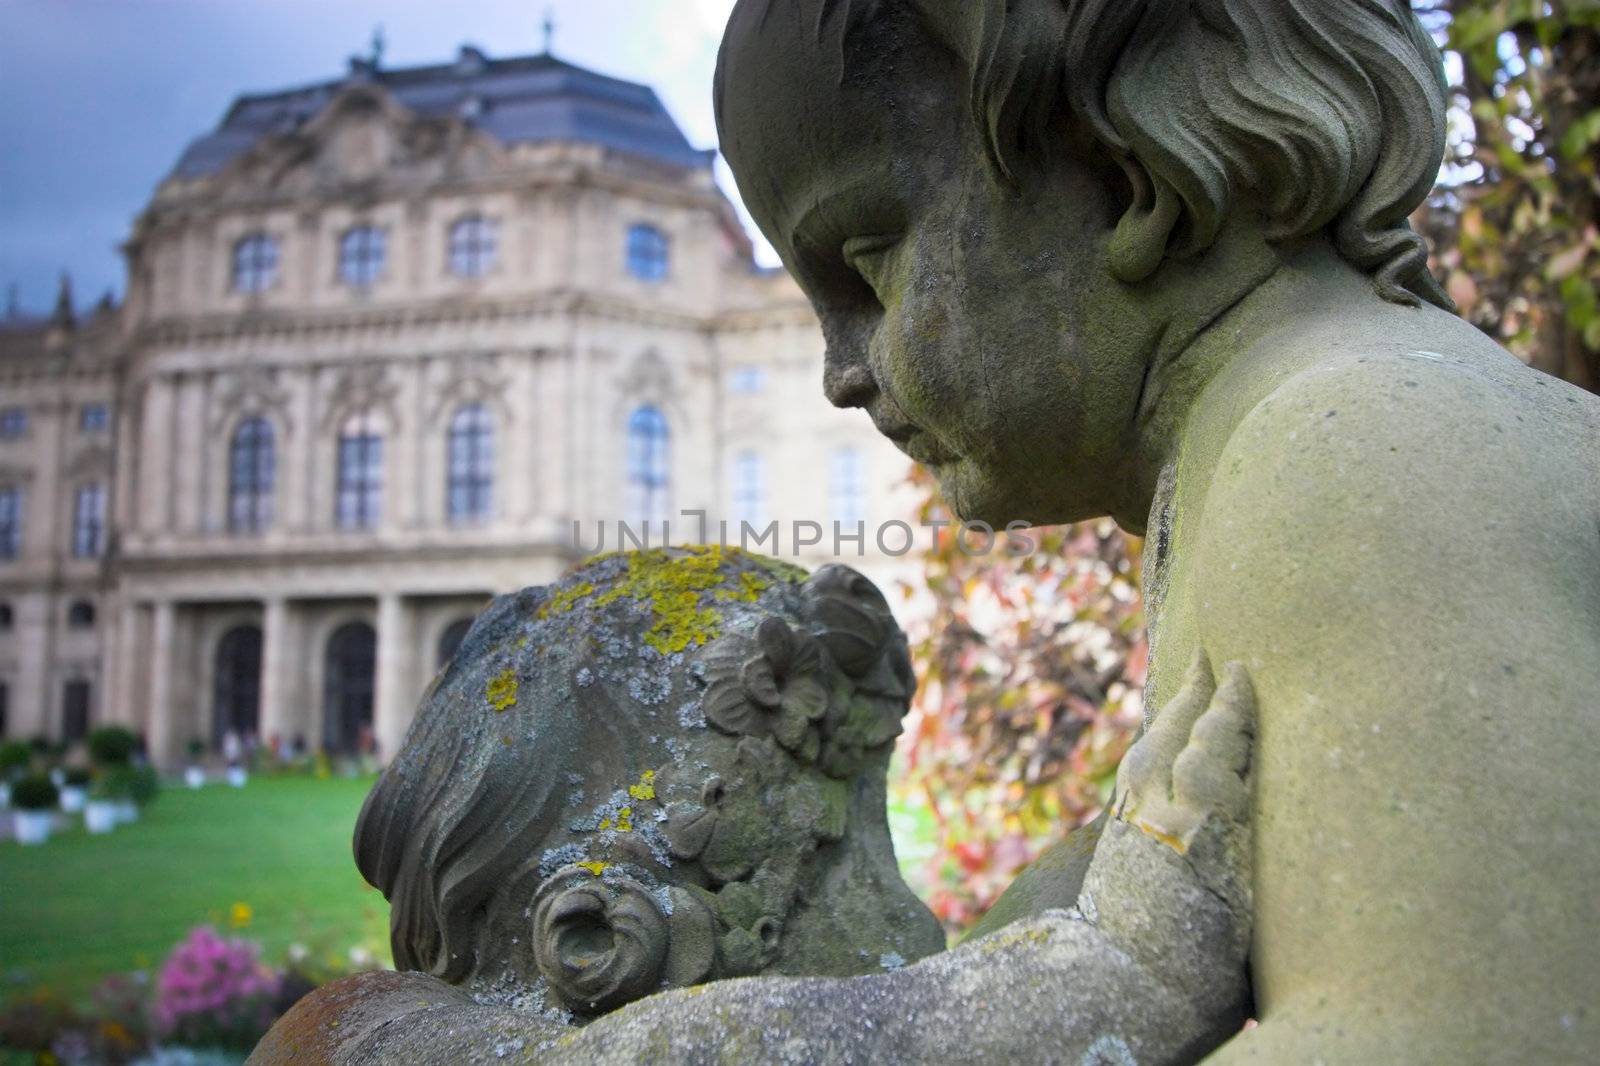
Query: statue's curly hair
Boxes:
[{"xmin": 717, "ymin": 0, "xmax": 1452, "ymax": 309}]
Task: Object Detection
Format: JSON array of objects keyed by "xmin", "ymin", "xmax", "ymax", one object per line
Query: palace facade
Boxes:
[{"xmin": 0, "ymin": 47, "xmax": 911, "ymax": 765}]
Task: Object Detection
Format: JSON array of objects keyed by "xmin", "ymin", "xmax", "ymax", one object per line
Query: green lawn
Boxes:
[{"xmin": 1, "ymin": 775, "xmax": 390, "ymax": 1001}]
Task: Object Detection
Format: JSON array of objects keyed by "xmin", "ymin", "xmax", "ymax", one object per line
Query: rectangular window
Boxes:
[
  {"xmin": 829, "ymin": 447, "xmax": 867, "ymax": 527},
  {"xmin": 72, "ymin": 483, "xmax": 105, "ymax": 558},
  {"xmin": 336, "ymin": 431, "xmax": 383, "ymax": 530},
  {"xmin": 448, "ymin": 216, "xmax": 498, "ymax": 279},
  {"xmin": 0, "ymin": 487, "xmax": 20, "ymax": 560},
  {"xmin": 63, "ymin": 679, "xmax": 91, "ymax": 742},
  {"xmin": 731, "ymin": 451, "xmax": 768, "ymax": 531},
  {"xmin": 0, "ymin": 407, "xmax": 26, "ymax": 438},
  {"xmin": 729, "ymin": 366, "xmax": 766, "ymax": 395},
  {"xmin": 79, "ymin": 404, "xmax": 109, "ymax": 433}
]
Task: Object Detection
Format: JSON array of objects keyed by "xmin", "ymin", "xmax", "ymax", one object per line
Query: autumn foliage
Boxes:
[{"xmin": 894, "ymin": 466, "xmax": 1145, "ymax": 932}]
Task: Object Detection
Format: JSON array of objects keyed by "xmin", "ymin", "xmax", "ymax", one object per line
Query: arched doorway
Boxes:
[
  {"xmin": 437, "ymin": 617, "xmax": 474, "ymax": 669},
  {"xmin": 213, "ymin": 625, "xmax": 263, "ymax": 745},
  {"xmin": 324, "ymin": 621, "xmax": 376, "ymax": 755}
]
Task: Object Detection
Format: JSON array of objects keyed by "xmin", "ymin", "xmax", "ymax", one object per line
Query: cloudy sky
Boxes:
[{"xmin": 0, "ymin": 0, "xmax": 753, "ymax": 316}]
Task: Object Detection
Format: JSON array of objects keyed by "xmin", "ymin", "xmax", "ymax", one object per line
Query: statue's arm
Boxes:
[
  {"xmin": 248, "ymin": 970, "xmax": 572, "ymax": 1065},
  {"xmin": 964, "ymin": 809, "xmax": 1105, "ymax": 943},
  {"xmin": 546, "ymin": 655, "xmax": 1255, "ymax": 1065}
]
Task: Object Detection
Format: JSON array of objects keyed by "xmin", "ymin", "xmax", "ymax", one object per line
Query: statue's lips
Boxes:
[{"xmin": 877, "ymin": 419, "xmax": 956, "ymax": 466}]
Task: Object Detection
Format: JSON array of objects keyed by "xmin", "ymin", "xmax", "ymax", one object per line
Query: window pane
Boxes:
[
  {"xmin": 447, "ymin": 405, "xmax": 494, "ymax": 523},
  {"xmin": 336, "ymin": 422, "xmax": 383, "ymax": 530},
  {"xmin": 228, "ymin": 418, "xmax": 275, "ymax": 533},
  {"xmin": 627, "ymin": 224, "xmax": 669, "ymax": 282},
  {"xmin": 72, "ymin": 484, "xmax": 104, "ymax": 558},
  {"xmin": 625, "ymin": 406, "xmax": 670, "ymax": 525},
  {"xmin": 233, "ymin": 233, "xmax": 279, "ymax": 293},
  {"xmin": 340, "ymin": 226, "xmax": 386, "ymax": 288},
  {"xmin": 731, "ymin": 451, "xmax": 767, "ymax": 530},
  {"xmin": 449, "ymin": 217, "xmax": 497, "ymax": 278},
  {"xmin": 830, "ymin": 447, "xmax": 866, "ymax": 527},
  {"xmin": 0, "ymin": 487, "xmax": 20, "ymax": 559}
]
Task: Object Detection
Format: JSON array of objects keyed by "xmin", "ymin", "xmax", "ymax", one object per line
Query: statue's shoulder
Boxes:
[
  {"xmin": 1210, "ymin": 332, "xmax": 1597, "ymax": 522},
  {"xmin": 247, "ymin": 970, "xmax": 469, "ymax": 1065}
]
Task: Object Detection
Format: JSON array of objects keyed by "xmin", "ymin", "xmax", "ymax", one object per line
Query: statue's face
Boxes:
[{"xmin": 719, "ymin": 7, "xmax": 1144, "ymax": 524}]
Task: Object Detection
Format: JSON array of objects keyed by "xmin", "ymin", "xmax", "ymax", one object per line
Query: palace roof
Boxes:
[{"xmin": 171, "ymin": 47, "xmax": 713, "ymax": 179}]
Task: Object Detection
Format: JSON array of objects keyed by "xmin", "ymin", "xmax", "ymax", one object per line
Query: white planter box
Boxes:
[
  {"xmin": 49, "ymin": 768, "xmax": 65, "ymax": 787},
  {"xmin": 14, "ymin": 810, "xmax": 52, "ymax": 845},
  {"xmin": 60, "ymin": 786, "xmax": 87, "ymax": 813},
  {"xmin": 227, "ymin": 767, "xmax": 248, "ymax": 788},
  {"xmin": 85, "ymin": 800, "xmax": 119, "ymax": 834},
  {"xmin": 0, "ymin": 783, "xmax": 10, "ymax": 809},
  {"xmin": 185, "ymin": 767, "xmax": 206, "ymax": 789},
  {"xmin": 116, "ymin": 800, "xmax": 139, "ymax": 824}
]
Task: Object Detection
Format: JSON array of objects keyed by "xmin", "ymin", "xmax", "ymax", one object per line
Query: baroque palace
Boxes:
[{"xmin": 0, "ymin": 46, "xmax": 909, "ymax": 765}]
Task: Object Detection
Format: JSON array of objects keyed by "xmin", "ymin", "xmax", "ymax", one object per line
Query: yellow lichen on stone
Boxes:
[
  {"xmin": 486, "ymin": 670, "xmax": 519, "ymax": 712},
  {"xmin": 600, "ymin": 806, "xmax": 635, "ymax": 833},
  {"xmin": 545, "ymin": 547, "xmax": 808, "ymax": 654},
  {"xmin": 575, "ymin": 861, "xmax": 608, "ymax": 876},
  {"xmin": 538, "ymin": 580, "xmax": 597, "ymax": 620},
  {"xmin": 714, "ymin": 569, "xmax": 771, "ymax": 604},
  {"xmin": 628, "ymin": 769, "xmax": 657, "ymax": 802}
]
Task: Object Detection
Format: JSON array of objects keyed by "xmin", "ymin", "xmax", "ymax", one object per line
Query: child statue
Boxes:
[{"xmin": 252, "ymin": 547, "xmax": 1255, "ymax": 1063}]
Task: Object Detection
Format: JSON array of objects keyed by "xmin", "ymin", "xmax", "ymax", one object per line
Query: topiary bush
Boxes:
[
  {"xmin": 0, "ymin": 740, "xmax": 30, "ymax": 781},
  {"xmin": 129, "ymin": 765, "xmax": 160, "ymax": 808},
  {"xmin": 91, "ymin": 766, "xmax": 134, "ymax": 802},
  {"xmin": 11, "ymin": 774, "xmax": 60, "ymax": 811},
  {"xmin": 63, "ymin": 766, "xmax": 93, "ymax": 788},
  {"xmin": 88, "ymin": 726, "xmax": 138, "ymax": 767}
]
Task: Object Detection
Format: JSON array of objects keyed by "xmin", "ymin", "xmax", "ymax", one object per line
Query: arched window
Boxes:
[
  {"xmin": 447, "ymin": 405, "xmax": 494, "ymax": 524},
  {"xmin": 66, "ymin": 601, "xmax": 95, "ymax": 629},
  {"xmin": 72, "ymin": 483, "xmax": 105, "ymax": 558},
  {"xmin": 731, "ymin": 451, "xmax": 768, "ymax": 530},
  {"xmin": 626, "ymin": 406, "xmax": 671, "ymax": 525},
  {"xmin": 340, "ymin": 225, "xmax": 386, "ymax": 288},
  {"xmin": 0, "ymin": 601, "xmax": 13, "ymax": 631},
  {"xmin": 829, "ymin": 447, "xmax": 867, "ymax": 527},
  {"xmin": 228, "ymin": 418, "xmax": 275, "ymax": 533},
  {"xmin": 232, "ymin": 232, "xmax": 279, "ymax": 294},
  {"xmin": 0, "ymin": 485, "xmax": 20, "ymax": 559},
  {"xmin": 448, "ymin": 215, "xmax": 497, "ymax": 278},
  {"xmin": 336, "ymin": 411, "xmax": 383, "ymax": 531},
  {"xmin": 626, "ymin": 224, "xmax": 669, "ymax": 282},
  {"xmin": 437, "ymin": 617, "xmax": 474, "ymax": 668}
]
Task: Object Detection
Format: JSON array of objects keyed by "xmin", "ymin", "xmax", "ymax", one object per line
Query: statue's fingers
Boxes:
[
  {"xmin": 1171, "ymin": 662, "xmax": 1256, "ymax": 822},
  {"xmin": 1191, "ymin": 661, "xmax": 1256, "ymax": 779},
  {"xmin": 1115, "ymin": 650, "xmax": 1216, "ymax": 812},
  {"xmin": 1171, "ymin": 745, "xmax": 1250, "ymax": 824}
]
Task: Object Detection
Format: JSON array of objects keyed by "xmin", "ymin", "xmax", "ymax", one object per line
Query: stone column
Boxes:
[
  {"xmin": 258, "ymin": 597, "xmax": 290, "ymax": 753},
  {"xmin": 148, "ymin": 601, "xmax": 177, "ymax": 766},
  {"xmin": 108, "ymin": 601, "xmax": 143, "ymax": 726},
  {"xmin": 374, "ymin": 593, "xmax": 410, "ymax": 763}
]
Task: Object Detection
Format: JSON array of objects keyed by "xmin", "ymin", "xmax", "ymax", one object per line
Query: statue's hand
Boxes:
[
  {"xmin": 1116, "ymin": 653, "xmax": 1252, "ymax": 852},
  {"xmin": 1078, "ymin": 650, "xmax": 1256, "ymax": 994}
]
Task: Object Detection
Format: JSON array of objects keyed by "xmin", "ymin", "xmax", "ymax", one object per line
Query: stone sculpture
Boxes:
[
  {"xmin": 251, "ymin": 547, "xmax": 1259, "ymax": 1063},
  {"xmin": 704, "ymin": 0, "xmax": 1594, "ymax": 1062}
]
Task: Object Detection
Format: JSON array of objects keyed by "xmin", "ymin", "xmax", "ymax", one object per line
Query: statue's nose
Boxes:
[{"xmin": 823, "ymin": 354, "xmax": 876, "ymax": 410}]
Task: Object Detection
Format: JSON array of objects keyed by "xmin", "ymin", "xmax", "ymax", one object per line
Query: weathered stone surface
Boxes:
[
  {"xmin": 253, "ymin": 548, "xmax": 954, "ymax": 1059},
  {"xmin": 709, "ymin": 1, "xmax": 1600, "ymax": 1062}
]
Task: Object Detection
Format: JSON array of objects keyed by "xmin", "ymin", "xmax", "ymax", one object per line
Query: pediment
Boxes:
[{"xmin": 214, "ymin": 84, "xmax": 511, "ymax": 201}]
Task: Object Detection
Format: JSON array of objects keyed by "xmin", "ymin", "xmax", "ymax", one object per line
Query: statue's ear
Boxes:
[
  {"xmin": 1107, "ymin": 159, "xmax": 1183, "ymax": 285},
  {"xmin": 532, "ymin": 868, "xmax": 669, "ymax": 1015}
]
